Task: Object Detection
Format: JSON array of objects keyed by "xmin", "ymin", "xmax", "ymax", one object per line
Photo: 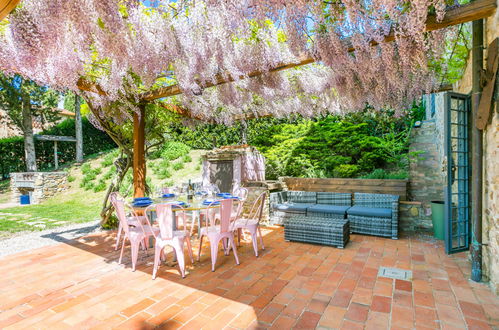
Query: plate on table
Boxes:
[
  {"xmin": 203, "ymin": 199, "xmax": 220, "ymax": 206},
  {"xmin": 134, "ymin": 197, "xmax": 152, "ymax": 201},
  {"xmin": 166, "ymin": 201, "xmax": 187, "ymax": 207},
  {"xmin": 222, "ymin": 195, "xmax": 239, "ymax": 200},
  {"xmin": 132, "ymin": 200, "xmax": 153, "ymax": 207},
  {"xmin": 216, "ymin": 193, "xmax": 232, "ymax": 197},
  {"xmin": 162, "ymin": 193, "xmax": 175, "ymax": 198}
]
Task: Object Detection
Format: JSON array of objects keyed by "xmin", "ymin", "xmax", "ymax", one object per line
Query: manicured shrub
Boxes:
[
  {"xmin": 0, "ymin": 117, "xmax": 115, "ymax": 178},
  {"xmin": 172, "ymin": 162, "xmax": 184, "ymax": 171},
  {"xmin": 81, "ymin": 163, "xmax": 91, "ymax": 175},
  {"xmin": 161, "ymin": 141, "xmax": 191, "ymax": 161},
  {"xmin": 93, "ymin": 180, "xmax": 107, "ymax": 192},
  {"xmin": 67, "ymin": 175, "xmax": 76, "ymax": 182},
  {"xmin": 157, "ymin": 168, "xmax": 172, "ymax": 179}
]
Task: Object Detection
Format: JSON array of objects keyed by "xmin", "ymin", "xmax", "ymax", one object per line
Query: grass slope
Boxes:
[{"xmin": 0, "ymin": 148, "xmax": 205, "ymax": 238}]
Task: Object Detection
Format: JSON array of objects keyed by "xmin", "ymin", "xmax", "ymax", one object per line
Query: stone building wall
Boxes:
[
  {"xmin": 408, "ymin": 118, "xmax": 446, "ymax": 230},
  {"xmin": 454, "ymin": 17, "xmax": 499, "ymax": 294},
  {"xmin": 11, "ymin": 172, "xmax": 69, "ymax": 205}
]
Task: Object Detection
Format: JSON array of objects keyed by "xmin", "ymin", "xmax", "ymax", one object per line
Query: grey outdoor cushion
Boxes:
[
  {"xmin": 347, "ymin": 205, "xmax": 392, "ymax": 218},
  {"xmin": 274, "ymin": 203, "xmax": 314, "ymax": 213},
  {"xmin": 287, "ymin": 191, "xmax": 317, "ymax": 203},
  {"xmin": 307, "ymin": 204, "xmax": 350, "ymax": 215}
]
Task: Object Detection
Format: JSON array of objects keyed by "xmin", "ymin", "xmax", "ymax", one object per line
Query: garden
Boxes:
[{"xmin": 0, "ymin": 0, "xmax": 498, "ymax": 329}]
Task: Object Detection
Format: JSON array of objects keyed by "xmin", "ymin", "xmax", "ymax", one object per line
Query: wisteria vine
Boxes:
[{"xmin": 0, "ymin": 0, "xmax": 458, "ymax": 123}]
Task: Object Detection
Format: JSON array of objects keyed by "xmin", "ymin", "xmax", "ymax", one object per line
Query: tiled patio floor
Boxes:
[{"xmin": 0, "ymin": 226, "xmax": 498, "ymax": 329}]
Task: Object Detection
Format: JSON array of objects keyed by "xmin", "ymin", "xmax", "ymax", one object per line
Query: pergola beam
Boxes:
[
  {"xmin": 0, "ymin": 0, "xmax": 20, "ymax": 21},
  {"xmin": 139, "ymin": 0, "xmax": 497, "ymax": 101}
]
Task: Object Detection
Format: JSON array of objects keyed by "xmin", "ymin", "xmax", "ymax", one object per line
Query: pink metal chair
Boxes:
[
  {"xmin": 113, "ymin": 199, "xmax": 159, "ymax": 271},
  {"xmin": 198, "ymin": 199, "xmax": 240, "ymax": 271},
  {"xmin": 233, "ymin": 192, "xmax": 267, "ymax": 257},
  {"xmin": 145, "ymin": 204, "xmax": 194, "ymax": 279},
  {"xmin": 111, "ymin": 192, "xmax": 147, "ymax": 251},
  {"xmin": 232, "ymin": 187, "xmax": 249, "ymax": 200}
]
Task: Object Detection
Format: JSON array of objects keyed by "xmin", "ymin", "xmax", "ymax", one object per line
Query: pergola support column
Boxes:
[
  {"xmin": 133, "ymin": 105, "xmax": 146, "ymax": 198},
  {"xmin": 470, "ymin": 19, "xmax": 484, "ymax": 283}
]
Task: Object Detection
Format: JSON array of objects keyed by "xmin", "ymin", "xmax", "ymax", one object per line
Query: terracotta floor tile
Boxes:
[
  {"xmin": 340, "ymin": 319, "xmax": 364, "ymax": 330},
  {"xmin": 293, "ymin": 311, "xmax": 321, "ymax": 329},
  {"xmin": 120, "ymin": 298, "xmax": 156, "ymax": 317},
  {"xmin": 391, "ymin": 305, "xmax": 414, "ymax": 328},
  {"xmin": 373, "ymin": 280, "xmax": 393, "ymax": 297},
  {"xmin": 414, "ymin": 290, "xmax": 435, "ymax": 308},
  {"xmin": 345, "ymin": 303, "xmax": 369, "ymax": 323},
  {"xmin": 371, "ymin": 295, "xmax": 391, "ymax": 313},
  {"xmin": 307, "ymin": 297, "xmax": 329, "ymax": 314},
  {"xmin": 365, "ymin": 311, "xmax": 389, "ymax": 329},
  {"xmin": 352, "ymin": 287, "xmax": 373, "ymax": 305},
  {"xmin": 258, "ymin": 303, "xmax": 285, "ymax": 325},
  {"xmin": 414, "ymin": 306, "xmax": 439, "ymax": 329},
  {"xmin": 319, "ymin": 305, "xmax": 347, "ymax": 328},
  {"xmin": 458, "ymin": 300, "xmax": 487, "ymax": 320},
  {"xmin": 432, "ymin": 279, "xmax": 452, "ymax": 291},
  {"xmin": 270, "ymin": 315, "xmax": 297, "ymax": 329},
  {"xmin": 393, "ymin": 290, "xmax": 413, "ymax": 307},
  {"xmin": 0, "ymin": 227, "xmax": 497, "ymax": 330},
  {"xmin": 282, "ymin": 298, "xmax": 307, "ymax": 318},
  {"xmin": 434, "ymin": 290, "xmax": 458, "ymax": 306},
  {"xmin": 330, "ymin": 290, "xmax": 353, "ymax": 308},
  {"xmin": 465, "ymin": 317, "xmax": 492, "ymax": 330},
  {"xmin": 436, "ymin": 304, "xmax": 465, "ymax": 326}
]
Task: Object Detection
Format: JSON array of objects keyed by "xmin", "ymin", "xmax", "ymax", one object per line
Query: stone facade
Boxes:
[
  {"xmin": 454, "ymin": 16, "xmax": 499, "ymax": 294},
  {"xmin": 407, "ymin": 117, "xmax": 445, "ymax": 230},
  {"xmin": 243, "ymin": 181, "xmax": 282, "ymax": 225},
  {"xmin": 10, "ymin": 172, "xmax": 69, "ymax": 205},
  {"xmin": 399, "ymin": 201, "xmax": 431, "ymax": 233}
]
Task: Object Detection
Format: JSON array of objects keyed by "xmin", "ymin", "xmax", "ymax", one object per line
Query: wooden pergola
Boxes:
[
  {"xmin": 123, "ymin": 0, "xmax": 497, "ymax": 198},
  {"xmin": 1, "ymin": 0, "xmax": 497, "ymax": 197}
]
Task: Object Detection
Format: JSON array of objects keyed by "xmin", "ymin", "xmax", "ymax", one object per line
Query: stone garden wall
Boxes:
[{"xmin": 10, "ymin": 172, "xmax": 69, "ymax": 205}]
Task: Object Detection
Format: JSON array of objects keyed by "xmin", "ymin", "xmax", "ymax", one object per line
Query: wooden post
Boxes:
[
  {"xmin": 75, "ymin": 95, "xmax": 83, "ymax": 163},
  {"xmin": 133, "ymin": 105, "xmax": 146, "ymax": 198},
  {"xmin": 54, "ymin": 141, "xmax": 58, "ymax": 170}
]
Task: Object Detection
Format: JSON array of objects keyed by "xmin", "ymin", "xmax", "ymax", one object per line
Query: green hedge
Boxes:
[{"xmin": 0, "ymin": 117, "xmax": 116, "ymax": 178}]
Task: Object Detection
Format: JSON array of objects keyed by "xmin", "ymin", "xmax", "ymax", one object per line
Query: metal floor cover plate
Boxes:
[{"xmin": 378, "ymin": 267, "xmax": 413, "ymax": 280}]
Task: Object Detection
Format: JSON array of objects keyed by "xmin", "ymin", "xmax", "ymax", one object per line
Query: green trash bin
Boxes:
[{"xmin": 431, "ymin": 201, "xmax": 445, "ymax": 240}]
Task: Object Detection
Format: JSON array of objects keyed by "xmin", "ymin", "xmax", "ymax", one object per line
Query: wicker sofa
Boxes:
[
  {"xmin": 270, "ymin": 190, "xmax": 400, "ymax": 240},
  {"xmin": 270, "ymin": 191, "xmax": 352, "ymax": 224},
  {"xmin": 347, "ymin": 193, "xmax": 399, "ymax": 239}
]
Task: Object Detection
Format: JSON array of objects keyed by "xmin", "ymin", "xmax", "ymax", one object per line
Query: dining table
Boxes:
[
  {"xmin": 131, "ymin": 195, "xmax": 222, "ymax": 234},
  {"xmin": 131, "ymin": 195, "xmax": 235, "ymax": 265}
]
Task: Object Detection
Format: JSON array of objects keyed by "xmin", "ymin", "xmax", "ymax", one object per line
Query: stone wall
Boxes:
[
  {"xmin": 243, "ymin": 181, "xmax": 282, "ymax": 225},
  {"xmin": 408, "ymin": 119, "xmax": 445, "ymax": 228},
  {"xmin": 399, "ymin": 201, "xmax": 431, "ymax": 233},
  {"xmin": 482, "ymin": 110, "xmax": 499, "ymax": 294},
  {"xmin": 10, "ymin": 172, "xmax": 69, "ymax": 205},
  {"xmin": 454, "ymin": 16, "xmax": 499, "ymax": 294}
]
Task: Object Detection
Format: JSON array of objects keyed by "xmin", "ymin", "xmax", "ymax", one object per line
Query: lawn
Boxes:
[
  {"xmin": 0, "ymin": 147, "xmax": 206, "ymax": 239},
  {"xmin": 0, "ymin": 192, "xmax": 102, "ymax": 238}
]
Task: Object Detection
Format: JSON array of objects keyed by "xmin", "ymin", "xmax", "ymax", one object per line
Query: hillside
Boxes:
[{"xmin": 0, "ymin": 147, "xmax": 206, "ymax": 239}]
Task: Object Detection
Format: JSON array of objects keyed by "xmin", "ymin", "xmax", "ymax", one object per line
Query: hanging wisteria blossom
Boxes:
[{"xmin": 0, "ymin": 0, "xmax": 458, "ymax": 123}]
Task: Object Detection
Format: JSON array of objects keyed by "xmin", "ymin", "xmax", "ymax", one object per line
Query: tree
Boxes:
[
  {"xmin": 0, "ymin": 73, "xmax": 58, "ymax": 171},
  {"xmin": 63, "ymin": 92, "xmax": 84, "ymax": 163},
  {"xmin": 0, "ymin": 0, "xmax": 472, "ymax": 225}
]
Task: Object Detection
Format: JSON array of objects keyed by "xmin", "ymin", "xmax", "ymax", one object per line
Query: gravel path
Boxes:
[{"xmin": 0, "ymin": 220, "xmax": 104, "ymax": 258}]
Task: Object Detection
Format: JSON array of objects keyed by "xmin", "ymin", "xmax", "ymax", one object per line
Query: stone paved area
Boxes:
[{"xmin": 0, "ymin": 227, "xmax": 498, "ymax": 329}]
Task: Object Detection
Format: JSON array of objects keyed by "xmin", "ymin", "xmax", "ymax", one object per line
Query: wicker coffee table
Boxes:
[{"xmin": 284, "ymin": 216, "xmax": 350, "ymax": 249}]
